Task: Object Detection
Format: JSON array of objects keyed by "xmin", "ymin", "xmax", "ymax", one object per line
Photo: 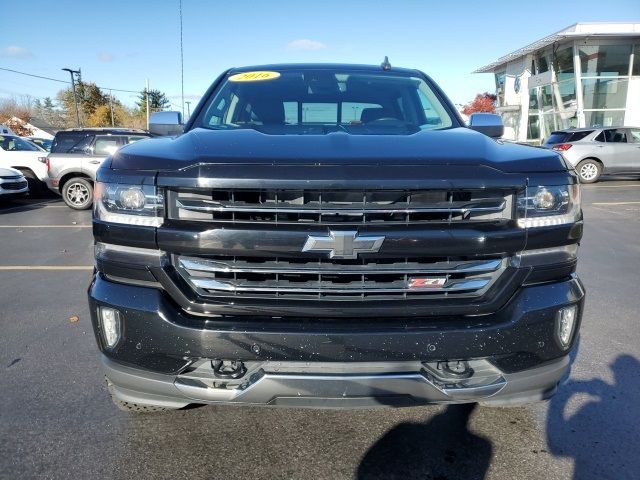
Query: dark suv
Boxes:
[
  {"xmin": 46, "ymin": 128, "xmax": 152, "ymax": 209},
  {"xmin": 89, "ymin": 64, "xmax": 585, "ymax": 412}
]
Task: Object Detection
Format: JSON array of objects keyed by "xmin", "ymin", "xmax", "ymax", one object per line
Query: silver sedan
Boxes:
[{"xmin": 542, "ymin": 127, "xmax": 640, "ymax": 183}]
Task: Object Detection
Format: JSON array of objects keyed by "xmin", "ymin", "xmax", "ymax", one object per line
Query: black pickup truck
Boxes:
[{"xmin": 89, "ymin": 63, "xmax": 584, "ymax": 411}]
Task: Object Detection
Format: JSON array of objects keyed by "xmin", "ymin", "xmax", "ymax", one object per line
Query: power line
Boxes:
[
  {"xmin": 0, "ymin": 67, "xmax": 68, "ymax": 84},
  {"xmin": 0, "ymin": 66, "xmax": 141, "ymax": 94}
]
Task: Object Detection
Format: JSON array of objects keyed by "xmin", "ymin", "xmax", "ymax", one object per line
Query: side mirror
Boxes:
[
  {"xmin": 149, "ymin": 111, "xmax": 184, "ymax": 136},
  {"xmin": 468, "ymin": 113, "xmax": 504, "ymax": 138}
]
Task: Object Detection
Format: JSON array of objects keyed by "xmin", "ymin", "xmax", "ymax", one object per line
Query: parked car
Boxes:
[
  {"xmin": 27, "ymin": 137, "xmax": 53, "ymax": 152},
  {"xmin": 90, "ymin": 63, "xmax": 584, "ymax": 412},
  {"xmin": 0, "ymin": 134, "xmax": 48, "ymax": 193},
  {"xmin": 542, "ymin": 127, "xmax": 640, "ymax": 183},
  {"xmin": 47, "ymin": 128, "xmax": 152, "ymax": 209},
  {"xmin": 0, "ymin": 166, "xmax": 29, "ymax": 201}
]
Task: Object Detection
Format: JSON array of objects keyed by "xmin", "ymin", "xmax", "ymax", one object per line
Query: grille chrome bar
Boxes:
[
  {"xmin": 176, "ymin": 198, "xmax": 507, "ymax": 215},
  {"xmin": 175, "ymin": 254, "xmax": 505, "ymax": 300},
  {"xmin": 189, "ymin": 276, "xmax": 491, "ymax": 294},
  {"xmin": 171, "ymin": 188, "xmax": 513, "ymax": 225},
  {"xmin": 179, "ymin": 257, "xmax": 502, "ymax": 276}
]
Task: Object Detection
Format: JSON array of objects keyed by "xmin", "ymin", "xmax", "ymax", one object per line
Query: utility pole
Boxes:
[
  {"xmin": 145, "ymin": 79, "xmax": 150, "ymax": 130},
  {"xmin": 108, "ymin": 89, "xmax": 115, "ymax": 127},
  {"xmin": 185, "ymin": 101, "xmax": 191, "ymax": 118},
  {"xmin": 179, "ymin": 0, "xmax": 185, "ymax": 119},
  {"xmin": 62, "ymin": 67, "xmax": 81, "ymax": 127}
]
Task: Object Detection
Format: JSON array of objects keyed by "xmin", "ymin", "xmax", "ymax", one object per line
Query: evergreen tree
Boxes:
[{"xmin": 137, "ymin": 89, "xmax": 170, "ymax": 117}]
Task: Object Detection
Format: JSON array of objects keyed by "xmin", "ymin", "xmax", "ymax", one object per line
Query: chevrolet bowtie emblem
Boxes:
[{"xmin": 302, "ymin": 230, "xmax": 385, "ymax": 259}]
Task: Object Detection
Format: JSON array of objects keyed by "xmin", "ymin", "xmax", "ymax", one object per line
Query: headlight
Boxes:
[
  {"xmin": 94, "ymin": 182, "xmax": 164, "ymax": 227},
  {"xmin": 517, "ymin": 184, "xmax": 581, "ymax": 228}
]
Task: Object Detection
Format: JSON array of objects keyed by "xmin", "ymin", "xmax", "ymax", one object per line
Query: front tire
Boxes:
[
  {"xmin": 576, "ymin": 159, "xmax": 602, "ymax": 184},
  {"xmin": 62, "ymin": 177, "xmax": 93, "ymax": 210}
]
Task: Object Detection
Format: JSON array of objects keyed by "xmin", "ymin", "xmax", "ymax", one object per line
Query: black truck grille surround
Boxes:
[
  {"xmin": 175, "ymin": 254, "xmax": 506, "ymax": 301},
  {"xmin": 170, "ymin": 188, "xmax": 513, "ymax": 225}
]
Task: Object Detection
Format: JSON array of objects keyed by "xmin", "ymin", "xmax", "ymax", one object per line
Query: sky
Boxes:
[{"xmin": 1, "ymin": 0, "xmax": 639, "ymax": 112}]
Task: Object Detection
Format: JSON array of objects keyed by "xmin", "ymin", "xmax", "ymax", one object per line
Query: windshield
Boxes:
[
  {"xmin": 197, "ymin": 69, "xmax": 454, "ymax": 135},
  {"xmin": 0, "ymin": 135, "xmax": 42, "ymax": 152}
]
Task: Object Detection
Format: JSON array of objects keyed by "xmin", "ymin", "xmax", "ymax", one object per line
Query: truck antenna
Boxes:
[{"xmin": 381, "ymin": 56, "xmax": 391, "ymax": 71}]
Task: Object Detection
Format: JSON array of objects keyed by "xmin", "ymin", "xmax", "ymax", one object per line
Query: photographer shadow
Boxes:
[
  {"xmin": 357, "ymin": 403, "xmax": 491, "ymax": 480},
  {"xmin": 546, "ymin": 353, "xmax": 640, "ymax": 479}
]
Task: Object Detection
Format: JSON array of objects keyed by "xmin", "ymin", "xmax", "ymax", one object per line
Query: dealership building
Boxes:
[{"xmin": 475, "ymin": 22, "xmax": 640, "ymax": 143}]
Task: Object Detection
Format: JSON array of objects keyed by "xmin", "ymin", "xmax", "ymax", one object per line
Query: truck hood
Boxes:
[{"xmin": 110, "ymin": 127, "xmax": 565, "ymax": 174}]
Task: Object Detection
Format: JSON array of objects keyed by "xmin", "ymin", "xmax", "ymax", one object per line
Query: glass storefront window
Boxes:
[
  {"xmin": 501, "ymin": 112, "xmax": 520, "ymax": 140},
  {"xmin": 582, "ymin": 78, "xmax": 628, "ymax": 109},
  {"xmin": 528, "ymin": 88, "xmax": 539, "ymax": 110},
  {"xmin": 584, "ymin": 110, "xmax": 626, "ymax": 127},
  {"xmin": 537, "ymin": 55, "xmax": 549, "ymax": 73},
  {"xmin": 540, "ymin": 85, "xmax": 554, "ymax": 110},
  {"xmin": 554, "ymin": 47, "xmax": 574, "ymax": 82},
  {"xmin": 557, "ymin": 79, "xmax": 577, "ymax": 111},
  {"xmin": 495, "ymin": 71, "xmax": 506, "ymax": 106},
  {"xmin": 633, "ymin": 45, "xmax": 640, "ymax": 76},
  {"xmin": 527, "ymin": 115, "xmax": 540, "ymax": 140},
  {"xmin": 555, "ymin": 111, "xmax": 578, "ymax": 130},
  {"xmin": 579, "ymin": 45, "xmax": 632, "ymax": 77},
  {"xmin": 541, "ymin": 113, "xmax": 556, "ymax": 140}
]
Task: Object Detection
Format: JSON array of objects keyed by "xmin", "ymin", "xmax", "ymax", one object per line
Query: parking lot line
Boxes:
[
  {"xmin": 592, "ymin": 201, "xmax": 640, "ymax": 206},
  {"xmin": 0, "ymin": 266, "xmax": 93, "ymax": 270},
  {"xmin": 0, "ymin": 225, "xmax": 92, "ymax": 228}
]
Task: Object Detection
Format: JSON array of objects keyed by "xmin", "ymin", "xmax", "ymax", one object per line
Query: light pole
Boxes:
[
  {"xmin": 62, "ymin": 67, "xmax": 81, "ymax": 127},
  {"xmin": 179, "ymin": 0, "xmax": 185, "ymax": 119},
  {"xmin": 185, "ymin": 101, "xmax": 191, "ymax": 118},
  {"xmin": 108, "ymin": 89, "xmax": 115, "ymax": 126}
]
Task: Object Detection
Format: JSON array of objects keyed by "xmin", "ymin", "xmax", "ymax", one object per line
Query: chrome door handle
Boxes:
[{"xmin": 88, "ymin": 160, "xmax": 101, "ymax": 164}]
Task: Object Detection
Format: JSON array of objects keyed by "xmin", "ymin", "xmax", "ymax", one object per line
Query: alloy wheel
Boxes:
[
  {"xmin": 579, "ymin": 163, "xmax": 598, "ymax": 181},
  {"xmin": 66, "ymin": 182, "xmax": 90, "ymax": 207}
]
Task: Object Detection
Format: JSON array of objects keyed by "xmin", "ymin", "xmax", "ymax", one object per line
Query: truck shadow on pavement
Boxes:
[
  {"xmin": 356, "ymin": 403, "xmax": 491, "ymax": 480},
  {"xmin": 0, "ymin": 192, "xmax": 60, "ymax": 215},
  {"xmin": 546, "ymin": 353, "xmax": 640, "ymax": 480}
]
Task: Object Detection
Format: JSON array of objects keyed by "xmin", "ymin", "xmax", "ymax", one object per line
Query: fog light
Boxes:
[
  {"xmin": 99, "ymin": 307, "xmax": 121, "ymax": 348},
  {"xmin": 556, "ymin": 305, "xmax": 577, "ymax": 349}
]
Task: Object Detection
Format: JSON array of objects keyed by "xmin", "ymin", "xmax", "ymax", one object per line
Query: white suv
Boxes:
[{"xmin": 0, "ymin": 134, "xmax": 48, "ymax": 193}]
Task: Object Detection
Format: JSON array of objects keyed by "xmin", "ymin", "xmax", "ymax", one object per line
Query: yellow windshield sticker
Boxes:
[{"xmin": 228, "ymin": 71, "xmax": 281, "ymax": 82}]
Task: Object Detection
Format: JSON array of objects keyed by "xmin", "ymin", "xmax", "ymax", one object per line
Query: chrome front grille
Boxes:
[
  {"xmin": 170, "ymin": 188, "xmax": 513, "ymax": 225},
  {"xmin": 175, "ymin": 255, "xmax": 505, "ymax": 301}
]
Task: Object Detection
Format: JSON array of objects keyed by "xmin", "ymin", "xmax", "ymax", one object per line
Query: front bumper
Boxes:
[
  {"xmin": 0, "ymin": 190, "xmax": 28, "ymax": 200},
  {"xmin": 102, "ymin": 353, "xmax": 570, "ymax": 409},
  {"xmin": 89, "ymin": 273, "xmax": 584, "ymax": 408},
  {"xmin": 45, "ymin": 177, "xmax": 60, "ymax": 195}
]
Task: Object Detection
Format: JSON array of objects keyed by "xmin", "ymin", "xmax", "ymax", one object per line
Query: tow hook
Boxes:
[
  {"xmin": 438, "ymin": 360, "xmax": 474, "ymax": 379},
  {"xmin": 212, "ymin": 359, "xmax": 247, "ymax": 379}
]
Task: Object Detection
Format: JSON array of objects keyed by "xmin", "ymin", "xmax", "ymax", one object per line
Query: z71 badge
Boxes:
[{"xmin": 408, "ymin": 277, "xmax": 447, "ymax": 289}]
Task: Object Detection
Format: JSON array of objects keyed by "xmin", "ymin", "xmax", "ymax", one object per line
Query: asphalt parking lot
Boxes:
[{"xmin": 0, "ymin": 179, "xmax": 639, "ymax": 480}]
